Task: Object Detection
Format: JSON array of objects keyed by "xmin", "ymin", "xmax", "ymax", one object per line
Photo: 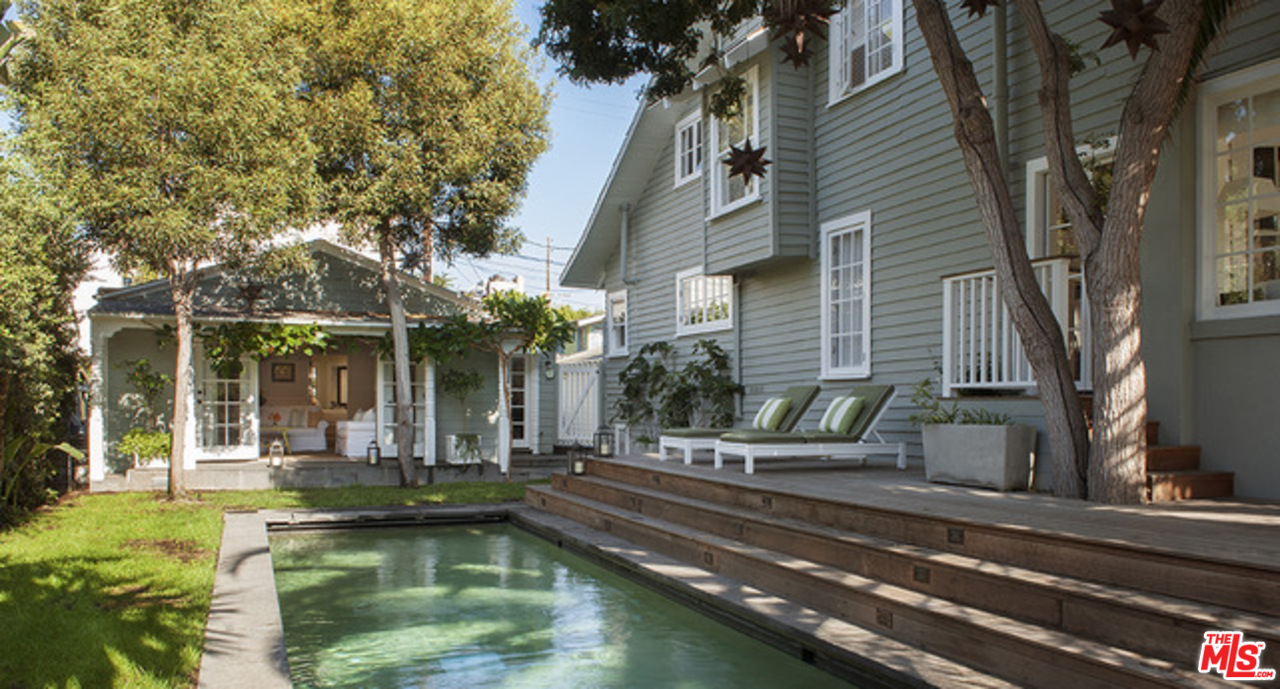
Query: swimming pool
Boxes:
[{"xmin": 271, "ymin": 523, "xmax": 854, "ymax": 688}]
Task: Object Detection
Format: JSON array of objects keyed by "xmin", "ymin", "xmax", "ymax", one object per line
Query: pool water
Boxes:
[{"xmin": 271, "ymin": 524, "xmax": 854, "ymax": 688}]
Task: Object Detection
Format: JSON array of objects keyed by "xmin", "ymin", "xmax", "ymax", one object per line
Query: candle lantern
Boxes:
[
  {"xmin": 593, "ymin": 427, "xmax": 615, "ymax": 458},
  {"xmin": 367, "ymin": 439, "xmax": 381, "ymax": 466},
  {"xmin": 568, "ymin": 444, "xmax": 587, "ymax": 475},
  {"xmin": 268, "ymin": 440, "xmax": 285, "ymax": 468}
]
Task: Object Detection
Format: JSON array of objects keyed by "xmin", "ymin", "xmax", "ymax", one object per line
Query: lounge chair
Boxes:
[
  {"xmin": 714, "ymin": 384, "xmax": 906, "ymax": 474},
  {"xmin": 658, "ymin": 385, "xmax": 820, "ymax": 464}
]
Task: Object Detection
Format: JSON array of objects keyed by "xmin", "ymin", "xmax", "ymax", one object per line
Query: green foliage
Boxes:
[
  {"xmin": 440, "ymin": 369, "xmax": 485, "ymax": 405},
  {"xmin": 116, "ymin": 429, "xmax": 172, "ymax": 464},
  {"xmin": 476, "ymin": 291, "xmax": 578, "ymax": 356},
  {"xmin": 908, "ymin": 378, "xmax": 1012, "ymax": 426},
  {"xmin": 614, "ymin": 339, "xmax": 743, "ymax": 439},
  {"xmin": 1, "ymin": 438, "xmax": 82, "ymax": 524},
  {"xmin": 118, "ymin": 359, "xmax": 173, "ymax": 429},
  {"xmin": 196, "ymin": 323, "xmax": 331, "ymax": 378}
]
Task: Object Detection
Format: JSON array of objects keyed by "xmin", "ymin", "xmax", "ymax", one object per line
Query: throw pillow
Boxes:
[
  {"xmin": 752, "ymin": 397, "xmax": 793, "ymax": 431},
  {"xmin": 818, "ymin": 396, "xmax": 865, "ymax": 435}
]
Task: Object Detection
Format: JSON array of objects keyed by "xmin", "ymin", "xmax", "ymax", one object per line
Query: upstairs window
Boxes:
[
  {"xmin": 674, "ymin": 112, "xmax": 704, "ymax": 187},
  {"xmin": 675, "ymin": 268, "xmax": 734, "ymax": 336},
  {"xmin": 606, "ymin": 290, "xmax": 628, "ymax": 356},
  {"xmin": 709, "ymin": 66, "xmax": 760, "ymax": 216},
  {"xmin": 829, "ymin": 0, "xmax": 904, "ymax": 104},
  {"xmin": 1199, "ymin": 59, "xmax": 1280, "ymax": 319}
]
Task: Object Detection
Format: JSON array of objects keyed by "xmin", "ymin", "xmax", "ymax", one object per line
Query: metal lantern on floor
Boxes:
[
  {"xmin": 268, "ymin": 439, "xmax": 285, "ymax": 468},
  {"xmin": 593, "ymin": 427, "xmax": 614, "ymax": 458},
  {"xmin": 367, "ymin": 439, "xmax": 381, "ymax": 466},
  {"xmin": 568, "ymin": 444, "xmax": 587, "ymax": 475}
]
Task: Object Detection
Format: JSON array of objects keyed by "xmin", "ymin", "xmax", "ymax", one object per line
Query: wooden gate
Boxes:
[{"xmin": 557, "ymin": 357, "xmax": 600, "ymax": 445}]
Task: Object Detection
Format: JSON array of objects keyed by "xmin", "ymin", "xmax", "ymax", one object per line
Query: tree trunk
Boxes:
[
  {"xmin": 497, "ymin": 351, "xmax": 512, "ymax": 481},
  {"xmin": 913, "ymin": 0, "xmax": 1089, "ymax": 497},
  {"xmin": 379, "ymin": 232, "xmax": 418, "ymax": 487},
  {"xmin": 168, "ymin": 274, "xmax": 193, "ymax": 500},
  {"xmin": 1086, "ymin": 257, "xmax": 1147, "ymax": 503}
]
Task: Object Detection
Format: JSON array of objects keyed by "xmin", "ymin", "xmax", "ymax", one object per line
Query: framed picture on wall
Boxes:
[{"xmin": 271, "ymin": 363, "xmax": 295, "ymax": 382}]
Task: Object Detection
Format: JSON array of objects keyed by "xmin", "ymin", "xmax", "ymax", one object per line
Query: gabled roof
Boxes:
[
  {"xmin": 559, "ymin": 99, "xmax": 681, "ymax": 288},
  {"xmin": 91, "ymin": 239, "xmax": 480, "ymax": 323}
]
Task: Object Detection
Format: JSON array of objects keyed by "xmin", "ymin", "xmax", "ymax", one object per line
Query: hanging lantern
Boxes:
[
  {"xmin": 593, "ymin": 427, "xmax": 615, "ymax": 459},
  {"xmin": 268, "ymin": 440, "xmax": 285, "ymax": 468},
  {"xmin": 367, "ymin": 439, "xmax": 381, "ymax": 466}
]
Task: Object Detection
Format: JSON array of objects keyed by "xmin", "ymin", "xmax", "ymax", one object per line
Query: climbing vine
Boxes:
[{"xmin": 195, "ymin": 323, "xmax": 331, "ymax": 377}]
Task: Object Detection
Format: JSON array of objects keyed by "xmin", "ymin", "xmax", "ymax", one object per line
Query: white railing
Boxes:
[
  {"xmin": 557, "ymin": 357, "xmax": 600, "ymax": 445},
  {"xmin": 941, "ymin": 257, "xmax": 1090, "ymax": 396}
]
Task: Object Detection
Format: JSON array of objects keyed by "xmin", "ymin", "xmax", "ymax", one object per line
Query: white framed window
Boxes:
[
  {"xmin": 606, "ymin": 290, "xmax": 628, "ymax": 357},
  {"xmin": 829, "ymin": 0, "xmax": 904, "ymax": 105},
  {"xmin": 709, "ymin": 66, "xmax": 761, "ymax": 217},
  {"xmin": 1024, "ymin": 139, "xmax": 1115, "ymax": 260},
  {"xmin": 1198, "ymin": 58, "xmax": 1280, "ymax": 319},
  {"xmin": 821, "ymin": 211, "xmax": 872, "ymax": 378},
  {"xmin": 675, "ymin": 267, "xmax": 734, "ymax": 336},
  {"xmin": 674, "ymin": 112, "xmax": 704, "ymax": 187}
]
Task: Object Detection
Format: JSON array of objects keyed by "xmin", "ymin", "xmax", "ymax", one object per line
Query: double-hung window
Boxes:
[
  {"xmin": 1198, "ymin": 58, "xmax": 1280, "ymax": 318},
  {"xmin": 709, "ymin": 66, "xmax": 760, "ymax": 216},
  {"xmin": 821, "ymin": 212, "xmax": 872, "ymax": 378},
  {"xmin": 829, "ymin": 0, "xmax": 904, "ymax": 104},
  {"xmin": 674, "ymin": 112, "xmax": 703, "ymax": 187},
  {"xmin": 606, "ymin": 290, "xmax": 628, "ymax": 356},
  {"xmin": 675, "ymin": 268, "xmax": 733, "ymax": 336}
]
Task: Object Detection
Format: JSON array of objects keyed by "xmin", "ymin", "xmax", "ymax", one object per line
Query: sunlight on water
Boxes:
[{"xmin": 271, "ymin": 525, "xmax": 854, "ymax": 688}]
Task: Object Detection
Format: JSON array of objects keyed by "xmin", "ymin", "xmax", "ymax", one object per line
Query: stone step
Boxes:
[
  {"xmin": 527, "ymin": 486, "xmax": 1229, "ymax": 689},
  {"xmin": 1149, "ymin": 471, "xmax": 1236, "ymax": 502},
  {"xmin": 549, "ymin": 473, "xmax": 1280, "ymax": 672},
  {"xmin": 583, "ymin": 459, "xmax": 1280, "ymax": 613},
  {"xmin": 1146, "ymin": 445, "xmax": 1202, "ymax": 472}
]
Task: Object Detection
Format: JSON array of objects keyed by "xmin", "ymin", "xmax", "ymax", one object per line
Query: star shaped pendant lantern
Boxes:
[
  {"xmin": 764, "ymin": 0, "xmax": 835, "ymax": 70},
  {"xmin": 724, "ymin": 138, "xmax": 772, "ymax": 183},
  {"xmin": 1099, "ymin": 0, "xmax": 1170, "ymax": 59},
  {"xmin": 959, "ymin": 0, "xmax": 1001, "ymax": 19}
]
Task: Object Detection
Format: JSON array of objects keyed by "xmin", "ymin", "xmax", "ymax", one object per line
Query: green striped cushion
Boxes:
[
  {"xmin": 752, "ymin": 397, "xmax": 792, "ymax": 431},
  {"xmin": 818, "ymin": 396, "xmax": 865, "ymax": 435}
]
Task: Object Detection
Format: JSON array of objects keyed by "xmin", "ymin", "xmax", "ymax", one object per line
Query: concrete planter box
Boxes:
[{"xmin": 922, "ymin": 424, "xmax": 1036, "ymax": 491}]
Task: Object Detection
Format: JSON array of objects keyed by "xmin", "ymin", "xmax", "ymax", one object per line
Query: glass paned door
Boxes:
[
  {"xmin": 197, "ymin": 357, "xmax": 255, "ymax": 455},
  {"xmin": 379, "ymin": 360, "xmax": 426, "ymax": 457},
  {"xmin": 509, "ymin": 355, "xmax": 529, "ymax": 449}
]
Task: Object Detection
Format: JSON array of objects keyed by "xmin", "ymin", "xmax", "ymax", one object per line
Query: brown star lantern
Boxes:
[
  {"xmin": 764, "ymin": 0, "xmax": 836, "ymax": 70},
  {"xmin": 724, "ymin": 138, "xmax": 772, "ymax": 183},
  {"xmin": 780, "ymin": 33, "xmax": 812, "ymax": 68},
  {"xmin": 1099, "ymin": 0, "xmax": 1170, "ymax": 59},
  {"xmin": 959, "ymin": 0, "xmax": 1001, "ymax": 19}
]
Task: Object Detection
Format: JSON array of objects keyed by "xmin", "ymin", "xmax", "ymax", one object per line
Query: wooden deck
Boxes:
[{"xmin": 614, "ymin": 453, "xmax": 1280, "ymax": 572}]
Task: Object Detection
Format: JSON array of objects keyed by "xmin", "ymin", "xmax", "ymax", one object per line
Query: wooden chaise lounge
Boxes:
[
  {"xmin": 714, "ymin": 385, "xmax": 906, "ymax": 474},
  {"xmin": 657, "ymin": 385, "xmax": 821, "ymax": 464}
]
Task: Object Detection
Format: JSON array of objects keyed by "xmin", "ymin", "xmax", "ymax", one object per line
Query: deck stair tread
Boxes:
[
  {"xmin": 1146, "ymin": 445, "xmax": 1203, "ymax": 472},
  {"xmin": 585, "ymin": 459, "xmax": 1280, "ymax": 613},
  {"xmin": 556, "ymin": 474, "xmax": 1280, "ymax": 642},
  {"xmin": 528, "ymin": 485, "xmax": 1234, "ymax": 689}
]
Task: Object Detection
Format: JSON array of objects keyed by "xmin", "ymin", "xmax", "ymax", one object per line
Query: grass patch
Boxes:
[{"xmin": 0, "ymin": 482, "xmax": 528, "ymax": 688}]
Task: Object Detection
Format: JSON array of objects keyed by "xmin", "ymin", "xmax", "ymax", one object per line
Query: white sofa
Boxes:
[
  {"xmin": 260, "ymin": 405, "xmax": 329, "ymax": 453},
  {"xmin": 336, "ymin": 409, "xmax": 378, "ymax": 458}
]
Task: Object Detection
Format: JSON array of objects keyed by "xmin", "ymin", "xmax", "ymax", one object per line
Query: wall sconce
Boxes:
[
  {"xmin": 593, "ymin": 426, "xmax": 614, "ymax": 458},
  {"xmin": 367, "ymin": 439, "xmax": 381, "ymax": 466},
  {"xmin": 543, "ymin": 358, "xmax": 555, "ymax": 380},
  {"xmin": 268, "ymin": 440, "xmax": 285, "ymax": 468}
]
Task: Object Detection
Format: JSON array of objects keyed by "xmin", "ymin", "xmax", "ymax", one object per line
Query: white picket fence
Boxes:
[
  {"xmin": 941, "ymin": 257, "xmax": 1090, "ymax": 396},
  {"xmin": 557, "ymin": 358, "xmax": 600, "ymax": 445}
]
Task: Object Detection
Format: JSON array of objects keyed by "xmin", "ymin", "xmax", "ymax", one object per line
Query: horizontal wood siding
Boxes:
[
  {"xmin": 707, "ymin": 57, "xmax": 776, "ymax": 274},
  {"xmin": 771, "ymin": 47, "xmax": 816, "ymax": 260}
]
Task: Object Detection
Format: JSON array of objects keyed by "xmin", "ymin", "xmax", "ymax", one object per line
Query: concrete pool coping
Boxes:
[{"xmin": 199, "ymin": 503, "xmax": 1015, "ymax": 689}]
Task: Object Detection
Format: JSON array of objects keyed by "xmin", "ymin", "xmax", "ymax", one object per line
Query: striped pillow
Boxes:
[
  {"xmin": 752, "ymin": 397, "xmax": 793, "ymax": 431},
  {"xmin": 819, "ymin": 396, "xmax": 865, "ymax": 435}
]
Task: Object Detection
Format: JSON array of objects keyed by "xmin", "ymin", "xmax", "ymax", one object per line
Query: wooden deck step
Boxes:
[
  {"xmin": 584, "ymin": 459, "xmax": 1277, "ymax": 613},
  {"xmin": 1149, "ymin": 471, "xmax": 1236, "ymax": 502},
  {"xmin": 1146, "ymin": 445, "xmax": 1201, "ymax": 472},
  {"xmin": 546, "ymin": 473, "xmax": 1279, "ymax": 672},
  {"xmin": 1146, "ymin": 421, "xmax": 1160, "ymax": 446},
  {"xmin": 527, "ymin": 485, "xmax": 1232, "ymax": 689}
]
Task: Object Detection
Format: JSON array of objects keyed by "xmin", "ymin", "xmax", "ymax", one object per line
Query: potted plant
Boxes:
[
  {"xmin": 909, "ymin": 379, "xmax": 1036, "ymax": 491},
  {"xmin": 117, "ymin": 428, "xmax": 172, "ymax": 468}
]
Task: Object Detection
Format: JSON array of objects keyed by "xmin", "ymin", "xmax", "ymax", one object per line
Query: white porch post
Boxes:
[
  {"xmin": 424, "ymin": 358, "xmax": 437, "ymax": 466},
  {"xmin": 182, "ymin": 336, "xmax": 198, "ymax": 471},
  {"xmin": 87, "ymin": 319, "xmax": 124, "ymax": 482},
  {"xmin": 496, "ymin": 354, "xmax": 510, "ymax": 474},
  {"xmin": 529, "ymin": 353, "xmax": 541, "ymax": 455}
]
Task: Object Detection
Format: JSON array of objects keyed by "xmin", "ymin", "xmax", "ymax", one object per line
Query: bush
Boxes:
[{"xmin": 117, "ymin": 429, "xmax": 172, "ymax": 465}]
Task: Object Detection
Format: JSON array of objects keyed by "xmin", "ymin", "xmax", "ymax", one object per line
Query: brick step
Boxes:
[
  {"xmin": 1149, "ymin": 471, "xmax": 1236, "ymax": 502},
  {"xmin": 1146, "ymin": 445, "xmax": 1202, "ymax": 472},
  {"xmin": 548, "ymin": 473, "xmax": 1279, "ymax": 672},
  {"xmin": 584, "ymin": 459, "xmax": 1280, "ymax": 612},
  {"xmin": 527, "ymin": 486, "xmax": 1231, "ymax": 689}
]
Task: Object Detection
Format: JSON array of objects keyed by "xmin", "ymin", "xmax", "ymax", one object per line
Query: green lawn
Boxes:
[{"xmin": 0, "ymin": 483, "xmax": 529, "ymax": 688}]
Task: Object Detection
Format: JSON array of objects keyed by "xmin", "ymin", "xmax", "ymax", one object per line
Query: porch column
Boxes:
[
  {"xmin": 529, "ymin": 353, "xmax": 541, "ymax": 455},
  {"xmin": 182, "ymin": 336, "xmax": 198, "ymax": 471},
  {"xmin": 424, "ymin": 358, "xmax": 437, "ymax": 466},
  {"xmin": 87, "ymin": 319, "xmax": 124, "ymax": 482},
  {"xmin": 496, "ymin": 355, "xmax": 510, "ymax": 474}
]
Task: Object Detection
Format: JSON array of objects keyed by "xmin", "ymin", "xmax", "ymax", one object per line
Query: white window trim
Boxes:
[
  {"xmin": 606, "ymin": 290, "xmax": 628, "ymax": 357},
  {"xmin": 827, "ymin": 0, "xmax": 905, "ymax": 107},
  {"xmin": 1196, "ymin": 57, "xmax": 1280, "ymax": 321},
  {"xmin": 820, "ymin": 211, "xmax": 873, "ymax": 379},
  {"xmin": 673, "ymin": 111, "xmax": 703, "ymax": 188},
  {"xmin": 1024, "ymin": 138, "xmax": 1116, "ymax": 258},
  {"xmin": 674, "ymin": 266, "xmax": 734, "ymax": 337},
  {"xmin": 709, "ymin": 66, "xmax": 761, "ymax": 218}
]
